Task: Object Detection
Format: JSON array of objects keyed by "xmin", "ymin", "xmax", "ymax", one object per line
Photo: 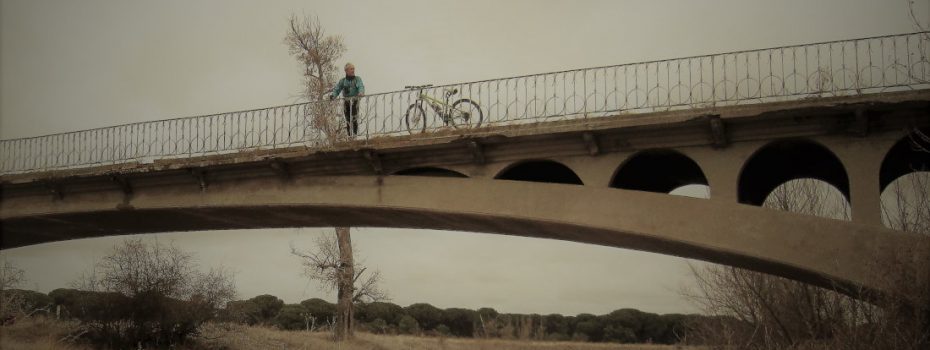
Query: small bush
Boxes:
[
  {"xmin": 397, "ymin": 315, "xmax": 419, "ymax": 335},
  {"xmin": 435, "ymin": 324, "xmax": 451, "ymax": 336},
  {"xmin": 274, "ymin": 304, "xmax": 309, "ymax": 331}
]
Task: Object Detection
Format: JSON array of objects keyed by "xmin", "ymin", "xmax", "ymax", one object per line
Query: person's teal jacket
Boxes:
[{"xmin": 331, "ymin": 76, "xmax": 365, "ymax": 99}]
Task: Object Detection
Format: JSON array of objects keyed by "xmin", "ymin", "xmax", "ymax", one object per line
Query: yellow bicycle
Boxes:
[{"xmin": 404, "ymin": 84, "xmax": 483, "ymax": 133}]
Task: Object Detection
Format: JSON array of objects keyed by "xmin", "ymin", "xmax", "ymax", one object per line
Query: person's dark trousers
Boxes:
[{"xmin": 343, "ymin": 99, "xmax": 359, "ymax": 136}]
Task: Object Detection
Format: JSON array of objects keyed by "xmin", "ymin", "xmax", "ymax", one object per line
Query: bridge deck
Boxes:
[{"xmin": 2, "ymin": 89, "xmax": 927, "ymax": 186}]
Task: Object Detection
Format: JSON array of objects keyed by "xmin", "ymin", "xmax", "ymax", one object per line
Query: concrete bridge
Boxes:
[{"xmin": 2, "ymin": 32, "xmax": 930, "ymax": 298}]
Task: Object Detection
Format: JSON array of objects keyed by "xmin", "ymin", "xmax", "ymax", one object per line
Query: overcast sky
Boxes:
[{"xmin": 0, "ymin": 0, "xmax": 925, "ymax": 316}]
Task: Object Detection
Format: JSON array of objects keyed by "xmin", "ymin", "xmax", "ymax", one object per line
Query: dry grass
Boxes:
[
  {"xmin": 1, "ymin": 319, "xmax": 699, "ymax": 350},
  {"xmin": 195, "ymin": 323, "xmax": 697, "ymax": 350},
  {"xmin": 0, "ymin": 316, "xmax": 90, "ymax": 350}
]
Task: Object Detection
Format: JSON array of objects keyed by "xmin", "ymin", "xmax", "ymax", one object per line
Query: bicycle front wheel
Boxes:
[
  {"xmin": 449, "ymin": 99, "xmax": 483, "ymax": 128},
  {"xmin": 405, "ymin": 104, "xmax": 426, "ymax": 133}
]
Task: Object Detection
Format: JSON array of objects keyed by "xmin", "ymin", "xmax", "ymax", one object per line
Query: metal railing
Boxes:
[{"xmin": 2, "ymin": 32, "xmax": 929, "ymax": 175}]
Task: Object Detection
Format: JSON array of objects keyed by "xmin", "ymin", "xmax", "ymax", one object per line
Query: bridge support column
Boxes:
[
  {"xmin": 706, "ymin": 164, "xmax": 740, "ymax": 203},
  {"xmin": 690, "ymin": 146, "xmax": 751, "ymax": 204},
  {"xmin": 848, "ymin": 167, "xmax": 882, "ymax": 226},
  {"xmin": 836, "ymin": 140, "xmax": 885, "ymax": 227}
]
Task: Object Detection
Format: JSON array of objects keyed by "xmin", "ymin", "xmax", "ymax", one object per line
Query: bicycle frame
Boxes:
[
  {"xmin": 417, "ymin": 92, "xmax": 451, "ymax": 122},
  {"xmin": 414, "ymin": 89, "xmax": 471, "ymax": 124}
]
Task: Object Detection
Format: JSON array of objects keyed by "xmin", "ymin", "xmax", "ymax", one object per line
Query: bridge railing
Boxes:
[{"xmin": 2, "ymin": 32, "xmax": 929, "ymax": 175}]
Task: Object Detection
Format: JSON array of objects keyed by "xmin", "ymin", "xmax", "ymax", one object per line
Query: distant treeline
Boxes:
[
  {"xmin": 222, "ymin": 294, "xmax": 705, "ymax": 344},
  {"xmin": 5, "ymin": 289, "xmax": 710, "ymax": 344}
]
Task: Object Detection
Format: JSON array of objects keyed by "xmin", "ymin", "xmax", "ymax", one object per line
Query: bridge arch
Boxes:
[
  {"xmin": 494, "ymin": 159, "xmax": 584, "ymax": 185},
  {"xmin": 738, "ymin": 138, "xmax": 850, "ymax": 206},
  {"xmin": 392, "ymin": 167, "xmax": 468, "ymax": 178},
  {"xmin": 610, "ymin": 149, "xmax": 709, "ymax": 195},
  {"xmin": 879, "ymin": 127, "xmax": 930, "ymax": 192},
  {"xmin": 3, "ymin": 175, "xmax": 921, "ymax": 299}
]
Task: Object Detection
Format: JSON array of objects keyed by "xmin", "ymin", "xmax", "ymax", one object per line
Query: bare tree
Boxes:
[
  {"xmin": 285, "ymin": 14, "xmax": 371, "ymax": 341},
  {"xmin": 884, "ymin": 173, "xmax": 930, "ymax": 234},
  {"xmin": 684, "ymin": 177, "xmax": 929, "ymax": 349},
  {"xmin": 0, "ymin": 258, "xmax": 25, "ymax": 291},
  {"xmin": 285, "ymin": 14, "xmax": 346, "ymax": 144},
  {"xmin": 290, "ymin": 230, "xmax": 388, "ymax": 340},
  {"xmin": 0, "ymin": 259, "xmax": 27, "ymax": 322},
  {"xmin": 75, "ymin": 239, "xmax": 237, "ymax": 347},
  {"xmin": 764, "ymin": 178, "xmax": 850, "ymax": 220},
  {"xmin": 904, "ymin": 1, "xmax": 930, "ymax": 149},
  {"xmin": 89, "ymin": 239, "xmax": 236, "ymax": 307}
]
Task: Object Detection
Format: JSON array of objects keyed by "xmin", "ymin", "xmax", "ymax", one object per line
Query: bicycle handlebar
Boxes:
[{"xmin": 404, "ymin": 84, "xmax": 433, "ymax": 90}]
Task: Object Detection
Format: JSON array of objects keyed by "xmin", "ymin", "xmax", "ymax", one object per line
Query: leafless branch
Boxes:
[
  {"xmin": 290, "ymin": 232, "xmax": 389, "ymax": 303},
  {"xmin": 353, "ymin": 270, "xmax": 388, "ymax": 304},
  {"xmin": 686, "ymin": 175, "xmax": 929, "ymax": 349},
  {"xmin": 0, "ymin": 259, "xmax": 25, "ymax": 291}
]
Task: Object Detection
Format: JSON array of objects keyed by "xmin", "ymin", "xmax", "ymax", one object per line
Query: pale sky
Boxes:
[{"xmin": 0, "ymin": 0, "xmax": 925, "ymax": 316}]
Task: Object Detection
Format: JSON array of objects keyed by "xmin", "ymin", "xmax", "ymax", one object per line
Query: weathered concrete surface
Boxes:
[{"xmin": 2, "ymin": 175, "xmax": 925, "ymax": 297}]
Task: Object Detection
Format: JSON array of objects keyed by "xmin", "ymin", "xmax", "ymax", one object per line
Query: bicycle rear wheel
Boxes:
[
  {"xmin": 405, "ymin": 104, "xmax": 426, "ymax": 133},
  {"xmin": 449, "ymin": 99, "xmax": 483, "ymax": 128}
]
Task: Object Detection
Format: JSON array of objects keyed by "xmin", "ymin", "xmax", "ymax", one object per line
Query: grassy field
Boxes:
[
  {"xmin": 197, "ymin": 323, "xmax": 697, "ymax": 350},
  {"xmin": 1, "ymin": 317, "xmax": 698, "ymax": 350},
  {"xmin": 0, "ymin": 316, "xmax": 87, "ymax": 350}
]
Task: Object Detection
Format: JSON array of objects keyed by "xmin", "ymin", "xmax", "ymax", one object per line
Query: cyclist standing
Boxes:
[{"xmin": 330, "ymin": 62, "xmax": 365, "ymax": 136}]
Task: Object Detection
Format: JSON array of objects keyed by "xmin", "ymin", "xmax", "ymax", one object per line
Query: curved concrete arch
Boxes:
[
  {"xmin": 551, "ymin": 154, "xmax": 626, "ymax": 188},
  {"xmin": 879, "ymin": 127, "xmax": 930, "ymax": 192},
  {"xmin": 3, "ymin": 176, "xmax": 923, "ymax": 298},
  {"xmin": 738, "ymin": 138, "xmax": 850, "ymax": 206},
  {"xmin": 610, "ymin": 149, "xmax": 709, "ymax": 194},
  {"xmin": 392, "ymin": 167, "xmax": 468, "ymax": 178},
  {"xmin": 494, "ymin": 159, "xmax": 584, "ymax": 185}
]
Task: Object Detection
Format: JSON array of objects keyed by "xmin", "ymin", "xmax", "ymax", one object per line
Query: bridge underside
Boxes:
[{"xmin": 2, "ymin": 175, "xmax": 925, "ymax": 299}]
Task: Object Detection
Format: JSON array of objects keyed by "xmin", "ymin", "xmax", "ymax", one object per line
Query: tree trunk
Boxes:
[{"xmin": 335, "ymin": 226, "xmax": 355, "ymax": 341}]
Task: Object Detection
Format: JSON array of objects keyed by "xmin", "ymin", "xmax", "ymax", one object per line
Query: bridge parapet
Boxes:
[{"xmin": 1, "ymin": 32, "xmax": 928, "ymax": 175}]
